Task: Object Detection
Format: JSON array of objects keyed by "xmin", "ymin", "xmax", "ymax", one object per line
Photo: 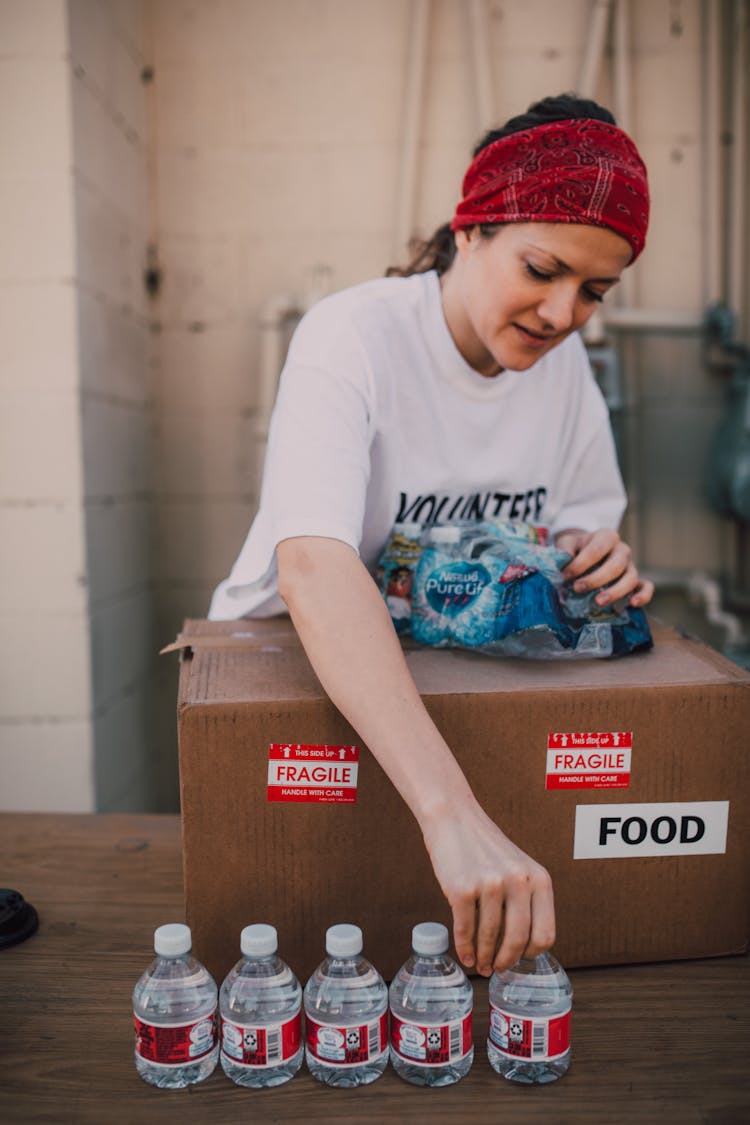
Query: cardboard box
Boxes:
[{"xmin": 168, "ymin": 618, "xmax": 750, "ymax": 983}]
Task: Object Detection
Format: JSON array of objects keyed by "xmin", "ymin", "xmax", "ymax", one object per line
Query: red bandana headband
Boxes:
[{"xmin": 450, "ymin": 118, "xmax": 650, "ymax": 262}]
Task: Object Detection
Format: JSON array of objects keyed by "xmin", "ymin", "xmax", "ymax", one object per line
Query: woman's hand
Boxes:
[
  {"xmin": 555, "ymin": 528, "xmax": 654, "ymax": 608},
  {"xmin": 422, "ymin": 800, "xmax": 555, "ymax": 976}
]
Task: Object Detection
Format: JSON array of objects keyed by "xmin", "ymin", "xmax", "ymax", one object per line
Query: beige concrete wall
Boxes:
[
  {"xmin": 0, "ymin": 0, "xmax": 95, "ymax": 810},
  {"xmin": 68, "ymin": 0, "xmax": 155, "ymax": 812},
  {"xmin": 0, "ymin": 0, "xmax": 154, "ymax": 812}
]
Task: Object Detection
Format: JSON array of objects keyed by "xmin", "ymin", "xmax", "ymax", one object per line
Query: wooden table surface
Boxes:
[{"xmin": 0, "ymin": 812, "xmax": 747, "ymax": 1125}]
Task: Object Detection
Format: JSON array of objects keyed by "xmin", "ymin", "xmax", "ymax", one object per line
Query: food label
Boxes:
[
  {"xmin": 390, "ymin": 1012, "xmax": 472, "ymax": 1065},
  {"xmin": 220, "ymin": 1010, "xmax": 301, "ymax": 1067},
  {"xmin": 488, "ymin": 1003, "xmax": 570, "ymax": 1061},
  {"xmin": 134, "ymin": 1011, "xmax": 217, "ymax": 1065},
  {"xmin": 267, "ymin": 744, "xmax": 359, "ymax": 803},
  {"xmin": 573, "ymin": 801, "xmax": 730, "ymax": 858},
  {"xmin": 305, "ymin": 1012, "xmax": 387, "ymax": 1066}
]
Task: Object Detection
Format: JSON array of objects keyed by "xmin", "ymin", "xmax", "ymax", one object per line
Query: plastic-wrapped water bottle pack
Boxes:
[{"xmin": 377, "ymin": 519, "xmax": 652, "ymax": 659}]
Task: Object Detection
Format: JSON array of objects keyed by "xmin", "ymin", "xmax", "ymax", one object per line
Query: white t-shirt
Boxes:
[{"xmin": 209, "ymin": 270, "xmax": 625, "ymax": 619}]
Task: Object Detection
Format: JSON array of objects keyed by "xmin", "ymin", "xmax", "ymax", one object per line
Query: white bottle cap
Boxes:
[
  {"xmin": 412, "ymin": 922, "xmax": 449, "ymax": 955},
  {"xmin": 241, "ymin": 923, "xmax": 278, "ymax": 957},
  {"xmin": 154, "ymin": 923, "xmax": 191, "ymax": 956},
  {"xmin": 429, "ymin": 526, "xmax": 461, "ymax": 543},
  {"xmin": 326, "ymin": 923, "xmax": 363, "ymax": 958}
]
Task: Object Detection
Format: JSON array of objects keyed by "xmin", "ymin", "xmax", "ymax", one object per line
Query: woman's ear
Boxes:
[{"xmin": 454, "ymin": 226, "xmax": 476, "ymax": 259}]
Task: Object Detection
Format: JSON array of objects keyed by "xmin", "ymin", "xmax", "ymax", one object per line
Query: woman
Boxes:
[{"xmin": 210, "ymin": 94, "xmax": 654, "ymax": 978}]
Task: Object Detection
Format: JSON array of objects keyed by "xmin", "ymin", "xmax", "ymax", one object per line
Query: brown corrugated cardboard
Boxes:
[{"xmin": 172, "ymin": 617, "xmax": 750, "ymax": 983}]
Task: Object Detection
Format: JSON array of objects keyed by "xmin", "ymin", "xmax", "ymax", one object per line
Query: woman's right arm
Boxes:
[{"xmin": 277, "ymin": 533, "xmax": 556, "ymax": 976}]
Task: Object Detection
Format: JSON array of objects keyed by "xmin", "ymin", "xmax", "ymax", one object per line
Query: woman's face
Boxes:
[{"xmin": 441, "ymin": 222, "xmax": 633, "ymax": 376}]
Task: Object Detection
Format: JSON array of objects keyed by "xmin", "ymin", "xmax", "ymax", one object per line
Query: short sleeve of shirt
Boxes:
[
  {"xmin": 550, "ymin": 420, "xmax": 627, "ymax": 535},
  {"xmin": 264, "ymin": 301, "xmax": 376, "ymax": 546},
  {"xmin": 547, "ymin": 337, "xmax": 626, "ymax": 535},
  {"xmin": 208, "ymin": 296, "xmax": 376, "ymax": 618}
]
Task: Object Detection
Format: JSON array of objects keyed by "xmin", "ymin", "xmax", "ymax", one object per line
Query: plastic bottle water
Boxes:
[
  {"xmin": 487, "ymin": 952, "xmax": 572, "ymax": 1084},
  {"xmin": 304, "ymin": 923, "xmax": 388, "ymax": 1087},
  {"xmin": 412, "ymin": 526, "xmax": 463, "ymax": 645},
  {"xmin": 133, "ymin": 923, "xmax": 218, "ymax": 1089},
  {"xmin": 219, "ymin": 923, "xmax": 303, "ymax": 1088},
  {"xmin": 380, "ymin": 520, "xmax": 423, "ymax": 635},
  {"xmin": 389, "ymin": 922, "xmax": 474, "ymax": 1087},
  {"xmin": 450, "ymin": 549, "xmax": 501, "ymax": 648}
]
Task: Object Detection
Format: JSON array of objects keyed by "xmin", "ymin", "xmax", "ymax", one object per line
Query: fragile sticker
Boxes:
[
  {"xmin": 267, "ymin": 744, "xmax": 359, "ymax": 804},
  {"xmin": 546, "ymin": 731, "xmax": 632, "ymax": 790}
]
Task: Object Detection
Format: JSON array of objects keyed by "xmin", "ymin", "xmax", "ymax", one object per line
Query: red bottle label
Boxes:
[
  {"xmin": 391, "ymin": 1012, "xmax": 473, "ymax": 1065},
  {"xmin": 220, "ymin": 1011, "xmax": 301, "ymax": 1067},
  {"xmin": 134, "ymin": 1010, "xmax": 218, "ymax": 1065},
  {"xmin": 306, "ymin": 1012, "xmax": 387, "ymax": 1066},
  {"xmin": 488, "ymin": 1002, "xmax": 571, "ymax": 1061}
]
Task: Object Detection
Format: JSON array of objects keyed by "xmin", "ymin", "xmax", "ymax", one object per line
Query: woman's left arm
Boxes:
[{"xmin": 554, "ymin": 527, "xmax": 654, "ymax": 608}]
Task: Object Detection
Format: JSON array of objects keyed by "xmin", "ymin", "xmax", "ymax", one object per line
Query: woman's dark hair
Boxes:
[{"xmin": 386, "ymin": 94, "xmax": 617, "ymax": 277}]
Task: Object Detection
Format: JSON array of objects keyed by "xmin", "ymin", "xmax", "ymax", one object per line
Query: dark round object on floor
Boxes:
[{"xmin": 0, "ymin": 888, "xmax": 39, "ymax": 949}]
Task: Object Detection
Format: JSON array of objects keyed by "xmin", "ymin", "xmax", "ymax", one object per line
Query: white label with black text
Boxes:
[{"xmin": 573, "ymin": 801, "xmax": 729, "ymax": 859}]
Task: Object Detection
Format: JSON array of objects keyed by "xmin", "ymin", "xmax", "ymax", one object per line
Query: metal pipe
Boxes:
[
  {"xmin": 619, "ymin": 330, "xmax": 643, "ymax": 569},
  {"xmin": 702, "ymin": 0, "xmax": 723, "ymax": 306},
  {"xmin": 612, "ymin": 0, "xmax": 631, "ymax": 134},
  {"xmin": 393, "ymin": 0, "xmax": 431, "ymax": 262},
  {"xmin": 729, "ymin": 0, "xmax": 747, "ymax": 333},
  {"xmin": 725, "ymin": 0, "xmax": 750, "ymax": 610},
  {"xmin": 468, "ymin": 0, "xmax": 495, "ymax": 130},
  {"xmin": 612, "ymin": 0, "xmax": 636, "ymax": 309},
  {"xmin": 602, "ymin": 307, "xmax": 704, "ymax": 331},
  {"xmin": 578, "ymin": 0, "xmax": 613, "ymax": 97}
]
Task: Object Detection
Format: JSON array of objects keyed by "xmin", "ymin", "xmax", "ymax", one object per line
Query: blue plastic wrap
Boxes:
[{"xmin": 377, "ymin": 520, "xmax": 652, "ymax": 660}]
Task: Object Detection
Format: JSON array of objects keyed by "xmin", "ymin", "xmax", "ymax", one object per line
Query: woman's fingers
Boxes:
[
  {"xmin": 592, "ymin": 565, "xmax": 654, "ymax": 608},
  {"xmin": 590, "ymin": 559, "xmax": 639, "ymax": 605},
  {"xmin": 559, "ymin": 528, "xmax": 619, "ymax": 579},
  {"xmin": 449, "ymin": 865, "xmax": 555, "ymax": 977},
  {"xmin": 475, "ymin": 888, "xmax": 505, "ymax": 976},
  {"xmin": 424, "ymin": 803, "xmax": 557, "ymax": 977},
  {"xmin": 489, "ymin": 882, "xmax": 531, "ymax": 974},
  {"xmin": 558, "ymin": 528, "xmax": 654, "ymax": 607},
  {"xmin": 525, "ymin": 872, "xmax": 557, "ymax": 959},
  {"xmin": 451, "ymin": 894, "xmax": 478, "ymax": 971},
  {"xmin": 628, "ymin": 577, "xmax": 655, "ymax": 607},
  {"xmin": 566, "ymin": 536, "xmax": 630, "ymax": 589},
  {"xmin": 491, "ymin": 864, "xmax": 555, "ymax": 972}
]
